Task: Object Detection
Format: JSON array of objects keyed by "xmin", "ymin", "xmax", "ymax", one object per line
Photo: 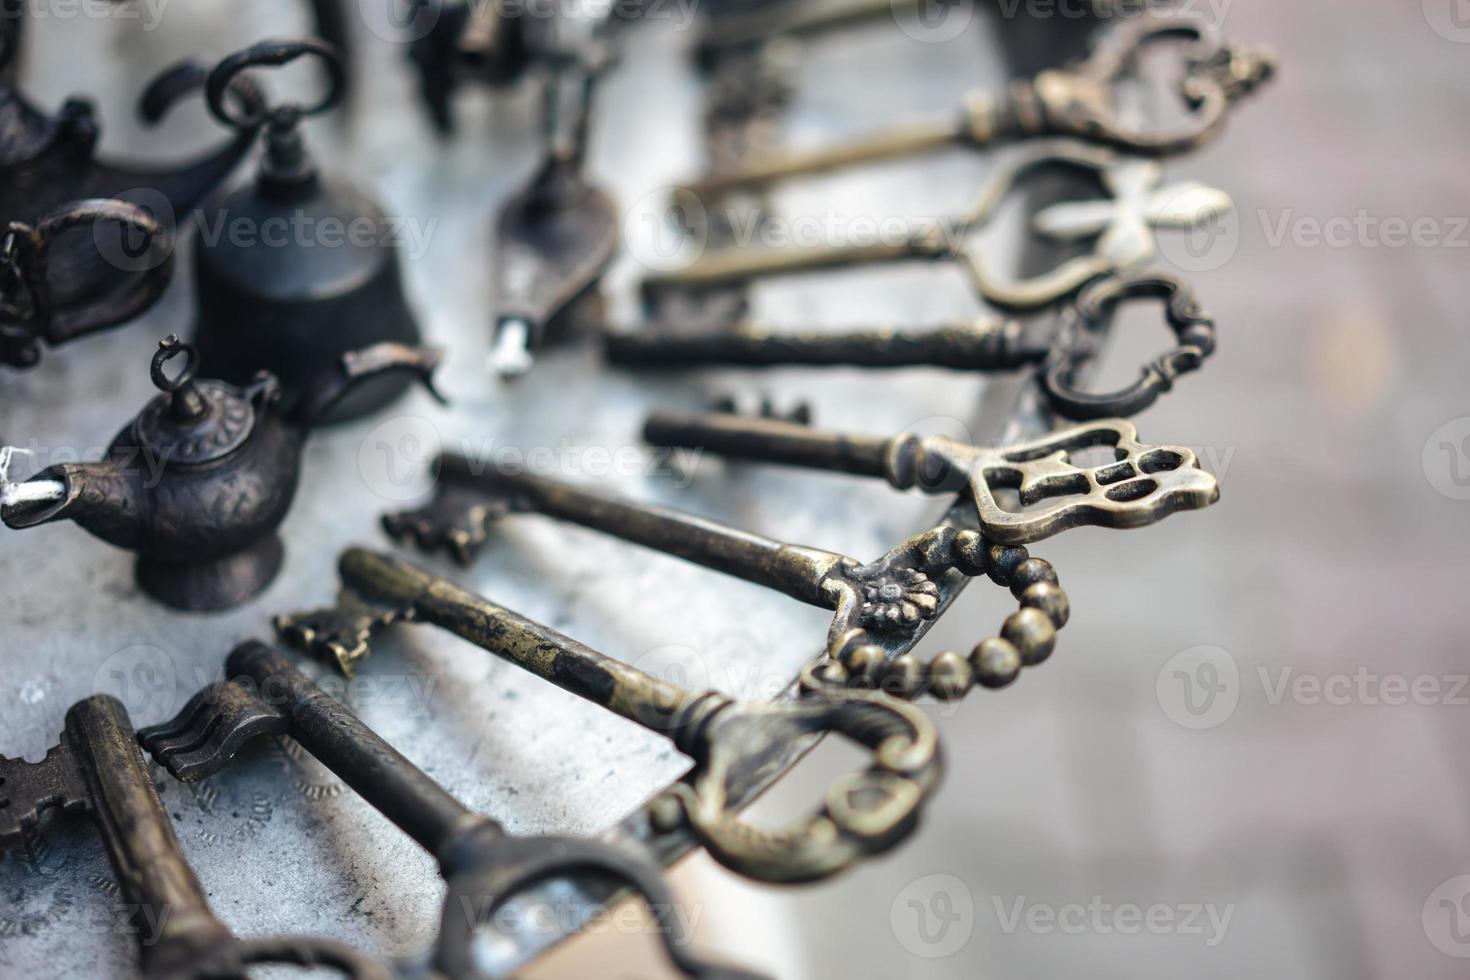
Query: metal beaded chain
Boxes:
[{"xmin": 814, "ymin": 532, "xmax": 1070, "ymax": 701}]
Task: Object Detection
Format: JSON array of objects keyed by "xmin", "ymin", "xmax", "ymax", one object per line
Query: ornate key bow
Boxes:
[{"xmin": 276, "ymin": 549, "xmax": 944, "ymax": 883}]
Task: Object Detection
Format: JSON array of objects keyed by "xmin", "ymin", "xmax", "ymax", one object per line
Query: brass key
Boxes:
[
  {"xmin": 378, "ymin": 453, "xmax": 1067, "ymax": 701},
  {"xmin": 682, "ymin": 16, "xmax": 1275, "ymax": 197},
  {"xmin": 276, "ymin": 549, "xmax": 944, "ymax": 883},
  {"xmin": 647, "ymin": 143, "xmax": 1233, "ymax": 311},
  {"xmin": 140, "ymin": 641, "xmax": 755, "ymax": 980},
  {"xmin": 0, "ymin": 694, "xmax": 385, "ymax": 979}
]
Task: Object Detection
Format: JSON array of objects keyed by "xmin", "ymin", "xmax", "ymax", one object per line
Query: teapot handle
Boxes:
[{"xmin": 290, "ymin": 342, "xmax": 447, "ymax": 429}]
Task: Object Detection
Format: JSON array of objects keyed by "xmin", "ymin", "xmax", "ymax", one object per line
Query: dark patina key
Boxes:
[
  {"xmin": 138, "ymin": 641, "xmax": 753, "ymax": 980},
  {"xmin": 276, "ymin": 549, "xmax": 943, "ymax": 883},
  {"xmin": 0, "ymin": 694, "xmax": 385, "ymax": 979},
  {"xmin": 378, "ymin": 453, "xmax": 1064, "ymax": 701},
  {"xmin": 610, "ymin": 272, "xmax": 1216, "ymax": 421}
]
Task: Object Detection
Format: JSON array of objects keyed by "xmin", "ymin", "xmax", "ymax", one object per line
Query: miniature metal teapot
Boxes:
[
  {"xmin": 1, "ymin": 335, "xmax": 445, "ymax": 612},
  {"xmin": 0, "ymin": 28, "xmax": 261, "ymax": 320},
  {"xmin": 190, "ymin": 39, "xmax": 423, "ymax": 424}
]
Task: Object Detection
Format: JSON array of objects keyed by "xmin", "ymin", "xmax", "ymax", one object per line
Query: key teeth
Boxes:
[
  {"xmin": 382, "ymin": 487, "xmax": 508, "ymax": 565},
  {"xmin": 274, "ymin": 591, "xmax": 416, "ymax": 676},
  {"xmin": 138, "ymin": 680, "xmax": 288, "ymax": 783}
]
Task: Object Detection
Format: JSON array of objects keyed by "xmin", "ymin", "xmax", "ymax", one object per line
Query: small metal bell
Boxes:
[{"xmin": 191, "ymin": 39, "xmax": 423, "ymax": 424}]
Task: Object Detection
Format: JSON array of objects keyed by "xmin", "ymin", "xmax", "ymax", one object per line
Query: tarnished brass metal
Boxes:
[
  {"xmin": 682, "ymin": 16, "xmax": 1275, "ymax": 197},
  {"xmin": 140, "ymin": 640, "xmax": 756, "ymax": 980},
  {"xmin": 378, "ymin": 453, "xmax": 1057, "ymax": 699},
  {"xmin": 644, "ymin": 409, "xmax": 1220, "ymax": 543},
  {"xmin": 276, "ymin": 548, "xmax": 943, "ymax": 883},
  {"xmin": 610, "ymin": 271, "xmax": 1216, "ymax": 420},
  {"xmin": 646, "ymin": 142, "xmax": 1232, "ymax": 310},
  {"xmin": 0, "ymin": 694, "xmax": 385, "ymax": 979}
]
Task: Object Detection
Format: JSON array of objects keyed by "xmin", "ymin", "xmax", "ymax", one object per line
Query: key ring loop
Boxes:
[
  {"xmin": 205, "ymin": 38, "xmax": 345, "ymax": 131},
  {"xmin": 1042, "ymin": 271, "xmax": 1216, "ymax": 420}
]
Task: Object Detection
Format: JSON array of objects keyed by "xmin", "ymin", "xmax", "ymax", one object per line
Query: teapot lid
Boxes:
[{"xmin": 133, "ymin": 335, "xmax": 277, "ymax": 464}]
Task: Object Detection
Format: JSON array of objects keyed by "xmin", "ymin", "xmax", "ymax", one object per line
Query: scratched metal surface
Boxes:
[{"xmin": 0, "ymin": 6, "xmax": 1057, "ymax": 976}]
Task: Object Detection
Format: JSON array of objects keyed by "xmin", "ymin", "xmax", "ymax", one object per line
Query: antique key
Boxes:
[
  {"xmin": 0, "ymin": 694, "xmax": 385, "ymax": 978},
  {"xmin": 645, "ymin": 142, "xmax": 1232, "ymax": 311},
  {"xmin": 139, "ymin": 641, "xmax": 754, "ymax": 979},
  {"xmin": 380, "ymin": 452, "xmax": 1054, "ymax": 698},
  {"xmin": 682, "ymin": 16, "xmax": 1274, "ymax": 197},
  {"xmin": 276, "ymin": 548, "xmax": 943, "ymax": 883},
  {"xmin": 644, "ymin": 408, "xmax": 1219, "ymax": 543},
  {"xmin": 377, "ymin": 411, "xmax": 1205, "ymax": 700},
  {"xmin": 610, "ymin": 271, "xmax": 1215, "ymax": 421}
]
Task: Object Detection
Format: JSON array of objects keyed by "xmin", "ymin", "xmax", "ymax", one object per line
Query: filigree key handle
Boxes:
[
  {"xmin": 644, "ymin": 410, "xmax": 1219, "ymax": 545},
  {"xmin": 645, "ymin": 141, "xmax": 1231, "ymax": 311},
  {"xmin": 0, "ymin": 695, "xmax": 384, "ymax": 979},
  {"xmin": 2, "ymin": 199, "xmax": 174, "ymax": 368},
  {"xmin": 380, "ymin": 454, "xmax": 1069, "ymax": 700},
  {"xmin": 277, "ymin": 549, "xmax": 943, "ymax": 883},
  {"xmin": 682, "ymin": 16, "xmax": 1275, "ymax": 197},
  {"xmin": 610, "ymin": 271, "xmax": 1215, "ymax": 421},
  {"xmin": 140, "ymin": 641, "xmax": 753, "ymax": 980}
]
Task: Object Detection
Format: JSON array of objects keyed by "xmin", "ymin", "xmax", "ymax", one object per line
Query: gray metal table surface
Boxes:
[{"xmin": 0, "ymin": 6, "xmax": 1089, "ymax": 976}]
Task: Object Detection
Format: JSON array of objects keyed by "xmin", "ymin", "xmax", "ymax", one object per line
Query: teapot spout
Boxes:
[
  {"xmin": 291, "ymin": 343, "xmax": 447, "ymax": 433},
  {"xmin": 1, "ymin": 461, "xmax": 143, "ymax": 548}
]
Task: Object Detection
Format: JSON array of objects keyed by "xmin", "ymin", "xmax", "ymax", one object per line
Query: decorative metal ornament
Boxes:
[
  {"xmin": 489, "ymin": 71, "xmax": 619, "ymax": 378},
  {"xmin": 1, "ymin": 198, "xmax": 173, "ymax": 368},
  {"xmin": 374, "ymin": 402, "xmax": 1211, "ymax": 700},
  {"xmin": 644, "ymin": 140, "xmax": 1232, "ymax": 311},
  {"xmin": 190, "ymin": 40, "xmax": 425, "ymax": 423},
  {"xmin": 141, "ymin": 640, "xmax": 755, "ymax": 980},
  {"xmin": 0, "ymin": 694, "xmax": 386, "ymax": 980},
  {"xmin": 0, "ymin": 30, "xmax": 261, "ymax": 328},
  {"xmin": 681, "ymin": 15, "xmax": 1275, "ymax": 197},
  {"xmin": 0, "ymin": 335, "xmax": 444, "ymax": 611},
  {"xmin": 276, "ymin": 548, "xmax": 943, "ymax": 883},
  {"xmin": 609, "ymin": 270, "xmax": 1216, "ymax": 420}
]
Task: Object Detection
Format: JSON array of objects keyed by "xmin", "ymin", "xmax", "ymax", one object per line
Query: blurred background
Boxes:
[{"xmin": 3, "ymin": 1, "xmax": 1468, "ymax": 979}]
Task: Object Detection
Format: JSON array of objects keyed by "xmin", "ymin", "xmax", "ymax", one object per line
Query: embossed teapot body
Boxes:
[{"xmin": 1, "ymin": 337, "xmax": 444, "ymax": 611}]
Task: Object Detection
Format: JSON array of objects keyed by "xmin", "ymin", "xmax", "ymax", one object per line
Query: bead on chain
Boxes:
[{"xmin": 816, "ymin": 540, "xmax": 1070, "ymax": 702}]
